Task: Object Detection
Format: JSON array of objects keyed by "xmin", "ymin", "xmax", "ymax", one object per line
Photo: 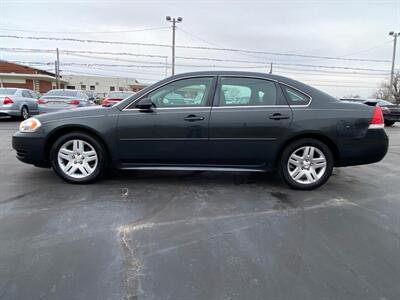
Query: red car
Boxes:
[{"xmin": 102, "ymin": 91, "xmax": 135, "ymax": 107}]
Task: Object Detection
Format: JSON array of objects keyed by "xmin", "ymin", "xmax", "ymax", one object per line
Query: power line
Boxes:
[
  {"xmin": 0, "ymin": 26, "xmax": 170, "ymax": 34},
  {"xmin": 9, "ymin": 61, "xmax": 167, "ymax": 69},
  {"xmin": 0, "ymin": 34, "xmax": 391, "ymax": 63},
  {"xmin": 3, "ymin": 47, "xmax": 387, "ymax": 71},
  {"xmin": 0, "ymin": 47, "xmax": 167, "ymax": 59}
]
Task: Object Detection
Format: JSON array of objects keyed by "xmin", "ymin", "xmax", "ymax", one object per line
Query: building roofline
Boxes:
[
  {"xmin": 0, "ymin": 60, "xmax": 57, "ymax": 77},
  {"xmin": 0, "ymin": 72, "xmax": 68, "ymax": 83}
]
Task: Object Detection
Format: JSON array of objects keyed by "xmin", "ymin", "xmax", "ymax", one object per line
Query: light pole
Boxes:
[
  {"xmin": 389, "ymin": 31, "xmax": 399, "ymax": 101},
  {"xmin": 166, "ymin": 16, "xmax": 182, "ymax": 76}
]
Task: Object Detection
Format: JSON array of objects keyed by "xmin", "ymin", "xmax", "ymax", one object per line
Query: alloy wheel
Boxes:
[
  {"xmin": 57, "ymin": 139, "xmax": 98, "ymax": 179},
  {"xmin": 287, "ymin": 146, "xmax": 327, "ymax": 185},
  {"xmin": 22, "ymin": 107, "xmax": 29, "ymax": 120}
]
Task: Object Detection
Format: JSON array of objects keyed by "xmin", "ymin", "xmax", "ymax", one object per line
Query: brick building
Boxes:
[{"xmin": 0, "ymin": 61, "xmax": 67, "ymax": 93}]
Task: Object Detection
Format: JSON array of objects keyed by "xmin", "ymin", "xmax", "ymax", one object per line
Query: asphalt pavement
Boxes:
[{"xmin": 0, "ymin": 118, "xmax": 399, "ymax": 300}]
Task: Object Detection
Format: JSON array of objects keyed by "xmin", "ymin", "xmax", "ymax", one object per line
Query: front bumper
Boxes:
[
  {"xmin": 12, "ymin": 131, "xmax": 50, "ymax": 167},
  {"xmin": 337, "ymin": 129, "xmax": 389, "ymax": 167}
]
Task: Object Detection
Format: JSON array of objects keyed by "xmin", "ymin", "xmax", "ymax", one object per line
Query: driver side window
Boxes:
[{"xmin": 147, "ymin": 77, "xmax": 213, "ymax": 108}]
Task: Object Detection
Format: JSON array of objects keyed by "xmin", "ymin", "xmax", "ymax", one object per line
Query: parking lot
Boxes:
[{"xmin": 0, "ymin": 118, "xmax": 399, "ymax": 299}]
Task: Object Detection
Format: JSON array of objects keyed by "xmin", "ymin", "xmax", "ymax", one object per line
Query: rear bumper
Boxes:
[
  {"xmin": 12, "ymin": 131, "xmax": 50, "ymax": 167},
  {"xmin": 384, "ymin": 114, "xmax": 400, "ymax": 122},
  {"xmin": 337, "ymin": 129, "xmax": 389, "ymax": 167},
  {"xmin": 0, "ymin": 109, "xmax": 19, "ymax": 117},
  {"xmin": 38, "ymin": 106, "xmax": 72, "ymax": 114}
]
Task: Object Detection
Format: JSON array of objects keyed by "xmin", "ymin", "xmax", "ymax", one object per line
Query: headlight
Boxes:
[{"xmin": 19, "ymin": 118, "xmax": 42, "ymax": 132}]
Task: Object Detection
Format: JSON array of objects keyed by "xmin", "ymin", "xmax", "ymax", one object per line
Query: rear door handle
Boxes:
[
  {"xmin": 269, "ymin": 113, "xmax": 290, "ymax": 120},
  {"xmin": 184, "ymin": 114, "xmax": 205, "ymax": 122}
]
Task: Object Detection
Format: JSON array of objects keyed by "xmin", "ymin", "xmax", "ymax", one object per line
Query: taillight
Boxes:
[
  {"xmin": 3, "ymin": 97, "xmax": 13, "ymax": 105},
  {"xmin": 67, "ymin": 99, "xmax": 80, "ymax": 105},
  {"xmin": 37, "ymin": 98, "xmax": 46, "ymax": 105},
  {"xmin": 369, "ymin": 106, "xmax": 384, "ymax": 129}
]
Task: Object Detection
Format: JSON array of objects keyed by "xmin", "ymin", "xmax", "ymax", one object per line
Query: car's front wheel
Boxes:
[
  {"xmin": 279, "ymin": 138, "xmax": 334, "ymax": 190},
  {"xmin": 50, "ymin": 132, "xmax": 106, "ymax": 183}
]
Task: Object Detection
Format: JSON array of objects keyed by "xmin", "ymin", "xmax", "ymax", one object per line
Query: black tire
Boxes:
[
  {"xmin": 384, "ymin": 120, "xmax": 395, "ymax": 127},
  {"xmin": 278, "ymin": 138, "xmax": 334, "ymax": 190},
  {"xmin": 21, "ymin": 106, "xmax": 30, "ymax": 120},
  {"xmin": 50, "ymin": 132, "xmax": 106, "ymax": 183}
]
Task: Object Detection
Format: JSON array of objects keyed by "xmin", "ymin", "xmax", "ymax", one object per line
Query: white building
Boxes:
[{"xmin": 63, "ymin": 75, "xmax": 147, "ymax": 97}]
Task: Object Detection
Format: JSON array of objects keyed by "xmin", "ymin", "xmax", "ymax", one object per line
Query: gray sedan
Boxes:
[
  {"xmin": 38, "ymin": 89, "xmax": 96, "ymax": 114},
  {"xmin": 0, "ymin": 88, "xmax": 39, "ymax": 119}
]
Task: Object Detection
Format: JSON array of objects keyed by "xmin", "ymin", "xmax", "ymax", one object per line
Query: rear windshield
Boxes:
[
  {"xmin": 0, "ymin": 88, "xmax": 17, "ymax": 95},
  {"xmin": 108, "ymin": 92, "xmax": 134, "ymax": 98},
  {"xmin": 44, "ymin": 90, "xmax": 79, "ymax": 97},
  {"xmin": 378, "ymin": 100, "xmax": 393, "ymax": 106}
]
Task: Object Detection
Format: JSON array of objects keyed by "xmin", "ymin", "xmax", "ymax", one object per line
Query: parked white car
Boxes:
[{"xmin": 0, "ymin": 88, "xmax": 39, "ymax": 119}]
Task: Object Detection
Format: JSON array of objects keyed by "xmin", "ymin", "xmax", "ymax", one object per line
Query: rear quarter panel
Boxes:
[{"xmin": 287, "ymin": 99, "xmax": 387, "ymax": 166}]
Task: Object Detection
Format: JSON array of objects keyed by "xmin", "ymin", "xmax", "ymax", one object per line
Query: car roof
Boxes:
[
  {"xmin": 116, "ymin": 71, "xmax": 340, "ymax": 110},
  {"xmin": 0, "ymin": 87, "xmax": 32, "ymax": 91}
]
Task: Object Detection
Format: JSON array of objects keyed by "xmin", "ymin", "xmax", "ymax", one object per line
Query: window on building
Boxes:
[
  {"xmin": 90, "ymin": 85, "xmax": 95, "ymax": 91},
  {"xmin": 119, "ymin": 87, "xmax": 124, "ymax": 91},
  {"xmin": 66, "ymin": 85, "xmax": 75, "ymax": 89},
  {"xmin": 81, "ymin": 85, "xmax": 86, "ymax": 90},
  {"xmin": 110, "ymin": 86, "xmax": 115, "ymax": 91}
]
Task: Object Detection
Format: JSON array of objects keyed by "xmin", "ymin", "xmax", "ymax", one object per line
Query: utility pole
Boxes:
[
  {"xmin": 166, "ymin": 16, "xmax": 182, "ymax": 76},
  {"xmin": 269, "ymin": 62, "xmax": 273, "ymax": 74},
  {"xmin": 389, "ymin": 31, "xmax": 399, "ymax": 101},
  {"xmin": 165, "ymin": 56, "xmax": 168, "ymax": 77},
  {"xmin": 54, "ymin": 60, "xmax": 58, "ymax": 88},
  {"xmin": 56, "ymin": 48, "xmax": 60, "ymax": 88}
]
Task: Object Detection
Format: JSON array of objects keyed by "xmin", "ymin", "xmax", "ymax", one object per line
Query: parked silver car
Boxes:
[
  {"xmin": 38, "ymin": 89, "xmax": 96, "ymax": 114},
  {"xmin": 0, "ymin": 88, "xmax": 39, "ymax": 119}
]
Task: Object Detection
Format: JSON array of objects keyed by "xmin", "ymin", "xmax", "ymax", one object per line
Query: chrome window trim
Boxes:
[
  {"xmin": 122, "ymin": 75, "xmax": 216, "ymax": 111},
  {"xmin": 278, "ymin": 82, "xmax": 313, "ymax": 107},
  {"xmin": 121, "ymin": 74, "xmax": 313, "ymax": 110},
  {"xmin": 212, "ymin": 105, "xmax": 290, "ymax": 109}
]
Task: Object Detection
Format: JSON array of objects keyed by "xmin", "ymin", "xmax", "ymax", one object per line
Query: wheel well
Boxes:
[
  {"xmin": 44, "ymin": 126, "xmax": 112, "ymax": 164},
  {"xmin": 277, "ymin": 133, "xmax": 340, "ymax": 167}
]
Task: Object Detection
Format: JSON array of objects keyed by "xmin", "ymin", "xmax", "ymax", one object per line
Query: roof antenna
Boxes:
[{"xmin": 269, "ymin": 62, "xmax": 273, "ymax": 74}]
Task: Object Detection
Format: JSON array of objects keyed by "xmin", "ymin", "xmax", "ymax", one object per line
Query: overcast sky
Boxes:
[{"xmin": 1, "ymin": 0, "xmax": 399, "ymax": 97}]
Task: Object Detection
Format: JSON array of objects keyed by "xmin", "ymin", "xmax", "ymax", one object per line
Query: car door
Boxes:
[
  {"xmin": 208, "ymin": 76, "xmax": 292, "ymax": 168},
  {"xmin": 117, "ymin": 76, "xmax": 217, "ymax": 166},
  {"xmin": 21, "ymin": 90, "xmax": 38, "ymax": 112}
]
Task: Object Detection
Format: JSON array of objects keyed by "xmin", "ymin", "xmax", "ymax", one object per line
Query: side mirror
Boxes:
[{"xmin": 135, "ymin": 97, "xmax": 154, "ymax": 110}]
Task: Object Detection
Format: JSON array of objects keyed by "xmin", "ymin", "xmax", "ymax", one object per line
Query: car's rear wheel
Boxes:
[
  {"xmin": 384, "ymin": 120, "xmax": 395, "ymax": 126},
  {"xmin": 21, "ymin": 106, "xmax": 29, "ymax": 120},
  {"xmin": 279, "ymin": 138, "xmax": 334, "ymax": 190},
  {"xmin": 50, "ymin": 132, "xmax": 106, "ymax": 183}
]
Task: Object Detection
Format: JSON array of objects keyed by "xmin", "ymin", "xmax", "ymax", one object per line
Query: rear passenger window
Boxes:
[
  {"xmin": 22, "ymin": 91, "xmax": 31, "ymax": 98},
  {"xmin": 219, "ymin": 77, "xmax": 277, "ymax": 106},
  {"xmin": 281, "ymin": 85, "xmax": 311, "ymax": 105}
]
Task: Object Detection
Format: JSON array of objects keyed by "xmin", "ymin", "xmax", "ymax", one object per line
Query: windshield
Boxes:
[
  {"xmin": 0, "ymin": 88, "xmax": 17, "ymax": 95},
  {"xmin": 44, "ymin": 90, "xmax": 79, "ymax": 97}
]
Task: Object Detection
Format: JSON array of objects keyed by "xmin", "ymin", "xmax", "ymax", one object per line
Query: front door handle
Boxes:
[
  {"xmin": 184, "ymin": 114, "xmax": 205, "ymax": 122},
  {"xmin": 269, "ymin": 113, "xmax": 290, "ymax": 120}
]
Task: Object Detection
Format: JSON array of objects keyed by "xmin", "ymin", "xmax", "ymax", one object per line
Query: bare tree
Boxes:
[{"xmin": 372, "ymin": 72, "xmax": 400, "ymax": 104}]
